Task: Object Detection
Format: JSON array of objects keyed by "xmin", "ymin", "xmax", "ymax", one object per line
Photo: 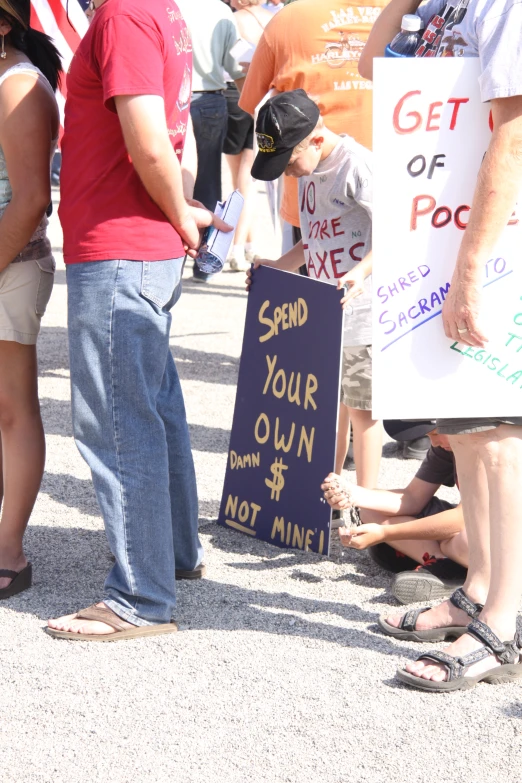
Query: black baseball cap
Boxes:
[
  {"xmin": 383, "ymin": 420, "xmax": 436, "ymax": 442},
  {"xmin": 251, "ymin": 89, "xmax": 321, "ymax": 182}
]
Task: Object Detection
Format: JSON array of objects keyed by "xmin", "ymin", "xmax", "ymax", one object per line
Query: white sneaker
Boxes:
[
  {"xmin": 229, "ymin": 255, "xmax": 251, "ymax": 272},
  {"xmin": 245, "ymin": 248, "xmax": 260, "ymax": 264}
]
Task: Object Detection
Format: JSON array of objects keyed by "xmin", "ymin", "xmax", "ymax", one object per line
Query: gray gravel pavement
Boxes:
[{"xmin": 1, "ymin": 184, "xmax": 520, "ymax": 783}]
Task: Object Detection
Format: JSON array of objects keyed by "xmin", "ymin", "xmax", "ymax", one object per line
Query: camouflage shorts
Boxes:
[{"xmin": 341, "ymin": 345, "xmax": 372, "ymax": 411}]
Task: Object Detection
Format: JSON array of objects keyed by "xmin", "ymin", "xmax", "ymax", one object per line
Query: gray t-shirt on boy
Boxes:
[
  {"xmin": 416, "ymin": 0, "xmax": 522, "ymax": 100},
  {"xmin": 298, "ymin": 135, "xmax": 373, "ymax": 346}
]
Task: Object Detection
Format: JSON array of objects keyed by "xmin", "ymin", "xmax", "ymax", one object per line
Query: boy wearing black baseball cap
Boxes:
[{"xmin": 248, "ymin": 89, "xmax": 382, "ymax": 489}]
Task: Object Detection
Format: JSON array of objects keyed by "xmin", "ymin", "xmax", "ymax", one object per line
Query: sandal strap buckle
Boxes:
[
  {"xmin": 467, "ymin": 618, "xmax": 518, "ymax": 664},
  {"xmin": 400, "ymin": 606, "xmax": 429, "ymax": 632},
  {"xmin": 419, "ymin": 649, "xmax": 463, "ymax": 681},
  {"xmin": 449, "ymin": 588, "xmax": 482, "ymax": 618}
]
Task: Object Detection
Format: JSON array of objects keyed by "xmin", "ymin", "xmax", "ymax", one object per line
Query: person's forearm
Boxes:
[
  {"xmin": 234, "ymin": 77, "xmax": 246, "ymax": 94},
  {"xmin": 452, "ymin": 108, "xmax": 522, "ymax": 286},
  {"xmin": 275, "ymin": 240, "xmax": 305, "ymax": 272},
  {"xmin": 381, "ymin": 505, "xmax": 464, "ymax": 543},
  {"xmin": 130, "ymin": 136, "xmax": 190, "ymax": 229},
  {"xmin": 351, "ymin": 250, "xmax": 372, "ymax": 280},
  {"xmin": 358, "ymin": 0, "xmax": 422, "ymax": 80},
  {"xmin": 350, "ymin": 485, "xmax": 417, "ymax": 515},
  {"xmin": 181, "ymin": 115, "xmax": 197, "ymax": 200},
  {"xmin": 0, "ymin": 192, "xmax": 49, "ymax": 270}
]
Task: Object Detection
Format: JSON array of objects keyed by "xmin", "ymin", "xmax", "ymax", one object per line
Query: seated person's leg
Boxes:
[
  {"xmin": 341, "ymin": 502, "xmax": 468, "ymax": 598},
  {"xmin": 378, "ymin": 516, "xmax": 445, "ymax": 564},
  {"xmin": 440, "ymin": 528, "xmax": 468, "ymax": 567}
]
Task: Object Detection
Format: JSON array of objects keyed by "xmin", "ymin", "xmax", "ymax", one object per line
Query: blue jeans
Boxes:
[
  {"xmin": 190, "ymin": 92, "xmax": 227, "ymax": 211},
  {"xmin": 66, "ymin": 258, "xmax": 202, "ymax": 625}
]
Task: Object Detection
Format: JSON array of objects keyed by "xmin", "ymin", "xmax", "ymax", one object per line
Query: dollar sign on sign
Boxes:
[{"xmin": 265, "ymin": 457, "xmax": 288, "ymax": 501}]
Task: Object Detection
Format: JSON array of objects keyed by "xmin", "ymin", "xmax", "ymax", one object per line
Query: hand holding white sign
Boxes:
[
  {"xmin": 372, "ymin": 59, "xmax": 522, "ymax": 419},
  {"xmin": 442, "ymin": 272, "xmax": 487, "ymax": 348}
]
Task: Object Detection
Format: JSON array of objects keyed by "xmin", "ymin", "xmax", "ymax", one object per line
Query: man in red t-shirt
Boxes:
[{"xmin": 48, "ymin": 0, "xmax": 229, "ymax": 641}]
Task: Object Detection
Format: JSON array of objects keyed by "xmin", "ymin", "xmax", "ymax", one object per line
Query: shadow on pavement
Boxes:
[
  {"xmin": 40, "ymin": 469, "xmax": 220, "ymax": 526},
  {"xmin": 40, "ymin": 471, "xmax": 100, "ymax": 516},
  {"xmin": 38, "ymin": 326, "xmax": 69, "ymax": 376},
  {"xmin": 182, "ymin": 279, "xmax": 247, "ymax": 299},
  {"xmin": 502, "ymin": 701, "xmax": 522, "ymax": 718},
  {"xmin": 40, "ymin": 397, "xmax": 231, "ymax": 455},
  {"xmin": 9, "ymin": 524, "xmax": 412, "ymax": 657},
  {"xmin": 382, "ymin": 441, "xmax": 402, "ymax": 460},
  {"xmin": 38, "ymin": 325, "xmax": 240, "ymax": 387},
  {"xmin": 170, "ymin": 344, "xmax": 239, "ymax": 385},
  {"xmin": 206, "ymin": 523, "xmax": 397, "ymax": 594},
  {"xmin": 189, "ymin": 423, "xmax": 230, "ymax": 453}
]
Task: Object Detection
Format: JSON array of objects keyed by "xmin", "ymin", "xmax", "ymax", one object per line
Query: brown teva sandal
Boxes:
[
  {"xmin": 377, "ymin": 587, "xmax": 483, "ymax": 642},
  {"xmin": 397, "ymin": 618, "xmax": 522, "ymax": 692},
  {"xmin": 0, "ymin": 563, "xmax": 32, "ymax": 599},
  {"xmin": 46, "ymin": 603, "xmax": 178, "ymax": 642}
]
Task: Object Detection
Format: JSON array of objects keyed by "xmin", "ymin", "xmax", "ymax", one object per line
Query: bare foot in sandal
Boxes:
[
  {"xmin": 47, "ymin": 603, "xmax": 178, "ymax": 641},
  {"xmin": 0, "ymin": 550, "xmax": 28, "ymax": 590},
  {"xmin": 385, "ymin": 597, "xmax": 470, "ymax": 632},
  {"xmin": 404, "ymin": 619, "xmax": 515, "ymax": 684},
  {"xmin": 48, "ymin": 603, "xmax": 136, "ymax": 637},
  {"xmin": 378, "ymin": 587, "xmax": 486, "ymax": 642}
]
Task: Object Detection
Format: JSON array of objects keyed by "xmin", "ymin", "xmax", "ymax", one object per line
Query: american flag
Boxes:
[{"xmin": 30, "ymin": 0, "xmax": 88, "ymax": 135}]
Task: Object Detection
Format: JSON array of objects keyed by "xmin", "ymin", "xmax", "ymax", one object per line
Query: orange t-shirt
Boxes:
[{"xmin": 239, "ymin": 0, "xmax": 387, "ymax": 227}]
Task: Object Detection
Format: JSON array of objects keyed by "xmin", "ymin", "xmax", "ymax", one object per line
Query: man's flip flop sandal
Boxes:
[
  {"xmin": 46, "ymin": 604, "xmax": 178, "ymax": 642},
  {"xmin": 377, "ymin": 587, "xmax": 483, "ymax": 642},
  {"xmin": 0, "ymin": 563, "xmax": 32, "ymax": 600},
  {"xmin": 396, "ymin": 618, "xmax": 522, "ymax": 692}
]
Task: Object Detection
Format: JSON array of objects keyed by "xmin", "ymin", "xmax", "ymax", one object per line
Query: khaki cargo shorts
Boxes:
[
  {"xmin": 0, "ymin": 256, "xmax": 55, "ymax": 345},
  {"xmin": 341, "ymin": 344, "xmax": 372, "ymax": 411}
]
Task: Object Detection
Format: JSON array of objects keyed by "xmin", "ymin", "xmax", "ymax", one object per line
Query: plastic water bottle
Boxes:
[{"xmin": 385, "ymin": 14, "xmax": 422, "ymax": 57}]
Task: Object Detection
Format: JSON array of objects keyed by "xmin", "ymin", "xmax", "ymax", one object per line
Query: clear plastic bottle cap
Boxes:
[{"xmin": 401, "ymin": 14, "xmax": 421, "ymax": 31}]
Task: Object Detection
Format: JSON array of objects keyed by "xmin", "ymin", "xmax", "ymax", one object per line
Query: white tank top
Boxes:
[{"xmin": 0, "ymin": 63, "xmax": 58, "ymax": 262}]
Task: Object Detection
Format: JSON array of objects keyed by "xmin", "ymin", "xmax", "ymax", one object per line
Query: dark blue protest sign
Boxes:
[{"xmin": 218, "ymin": 265, "xmax": 344, "ymax": 554}]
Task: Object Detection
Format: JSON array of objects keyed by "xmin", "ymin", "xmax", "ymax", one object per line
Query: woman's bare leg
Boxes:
[{"xmin": 0, "ymin": 341, "xmax": 45, "ymax": 588}]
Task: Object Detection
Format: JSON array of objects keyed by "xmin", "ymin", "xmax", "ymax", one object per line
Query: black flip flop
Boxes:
[{"xmin": 0, "ymin": 563, "xmax": 32, "ymax": 599}]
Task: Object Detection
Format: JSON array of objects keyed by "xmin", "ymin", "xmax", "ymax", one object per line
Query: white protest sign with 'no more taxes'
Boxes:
[{"xmin": 372, "ymin": 58, "xmax": 522, "ymax": 419}]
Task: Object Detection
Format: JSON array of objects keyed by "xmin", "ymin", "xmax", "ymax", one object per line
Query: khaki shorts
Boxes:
[
  {"xmin": 341, "ymin": 344, "xmax": 372, "ymax": 410},
  {"xmin": 0, "ymin": 256, "xmax": 55, "ymax": 345}
]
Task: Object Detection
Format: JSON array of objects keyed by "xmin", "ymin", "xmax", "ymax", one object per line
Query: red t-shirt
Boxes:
[{"xmin": 59, "ymin": 0, "xmax": 192, "ymax": 264}]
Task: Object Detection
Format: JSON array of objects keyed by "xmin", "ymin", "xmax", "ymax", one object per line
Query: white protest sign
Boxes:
[{"xmin": 372, "ymin": 58, "xmax": 522, "ymax": 419}]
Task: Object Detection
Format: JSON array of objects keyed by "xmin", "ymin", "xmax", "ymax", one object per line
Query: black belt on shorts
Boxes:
[{"xmin": 192, "ymin": 89, "xmax": 225, "ymax": 95}]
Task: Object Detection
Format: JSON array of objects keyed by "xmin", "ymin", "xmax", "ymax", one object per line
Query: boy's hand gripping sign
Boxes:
[
  {"xmin": 372, "ymin": 59, "xmax": 522, "ymax": 419},
  {"xmin": 218, "ymin": 266, "xmax": 343, "ymax": 555}
]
